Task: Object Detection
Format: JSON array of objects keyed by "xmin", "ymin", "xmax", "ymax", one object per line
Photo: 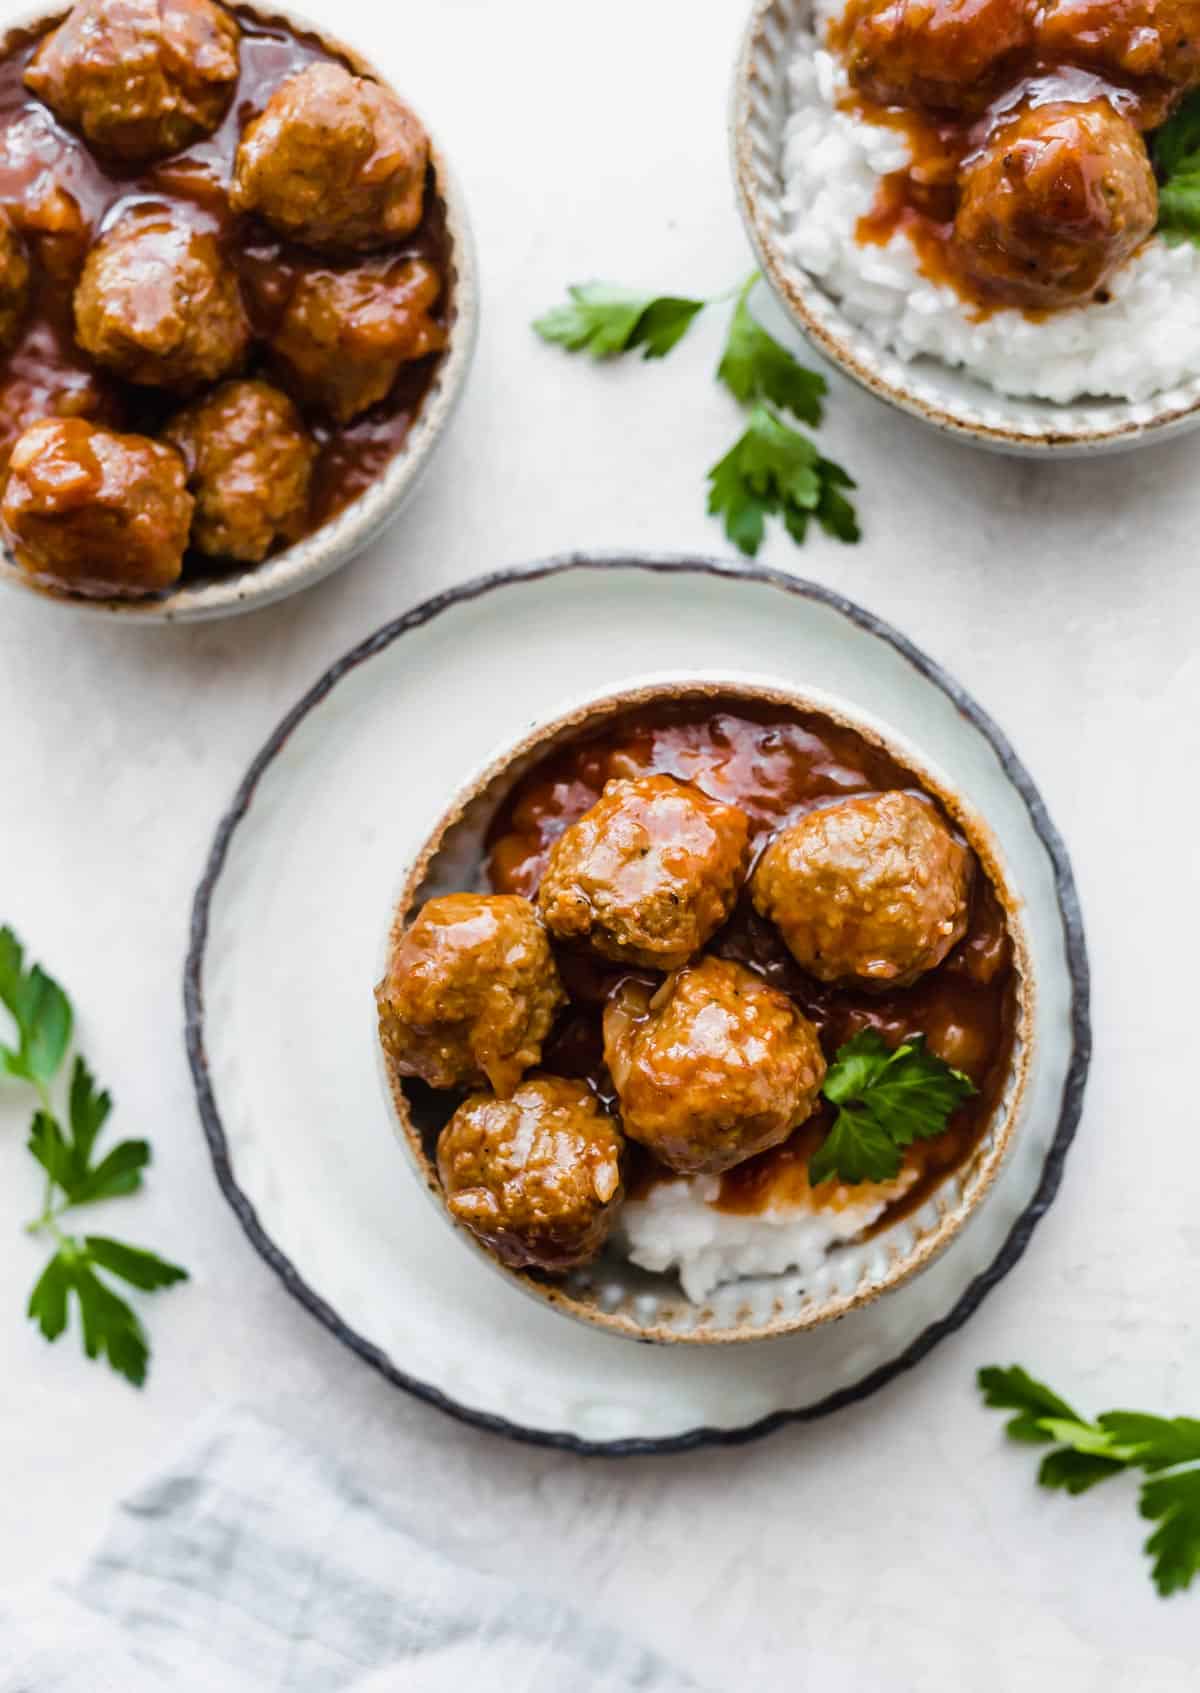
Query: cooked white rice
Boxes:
[
  {"xmin": 782, "ymin": 6, "xmax": 1200, "ymax": 403},
  {"xmin": 619, "ymin": 1165, "xmax": 916, "ymax": 1302}
]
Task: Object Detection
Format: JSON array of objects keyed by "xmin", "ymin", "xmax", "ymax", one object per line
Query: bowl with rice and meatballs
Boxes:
[
  {"xmin": 0, "ymin": 0, "xmax": 475, "ymax": 620},
  {"xmin": 733, "ymin": 0, "xmax": 1200, "ymax": 450},
  {"xmin": 375, "ymin": 678, "xmax": 1035, "ymax": 1345}
]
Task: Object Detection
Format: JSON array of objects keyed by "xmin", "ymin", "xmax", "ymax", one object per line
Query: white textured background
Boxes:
[{"xmin": 0, "ymin": 0, "xmax": 1196, "ymax": 1686}]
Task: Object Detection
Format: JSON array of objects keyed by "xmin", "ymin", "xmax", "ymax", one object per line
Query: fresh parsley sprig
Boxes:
[
  {"xmin": 533, "ymin": 271, "xmax": 860, "ymax": 557},
  {"xmin": 1151, "ymin": 92, "xmax": 1200, "ymax": 244},
  {"xmin": 808, "ymin": 1028, "xmax": 975, "ymax": 1186},
  {"xmin": 1, "ymin": 926, "xmax": 186, "ymax": 1387},
  {"xmin": 980, "ymin": 1366, "xmax": 1200, "ymax": 1597}
]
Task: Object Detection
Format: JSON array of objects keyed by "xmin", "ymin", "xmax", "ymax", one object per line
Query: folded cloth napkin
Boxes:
[{"xmin": 0, "ymin": 1408, "xmax": 704, "ymax": 1693}]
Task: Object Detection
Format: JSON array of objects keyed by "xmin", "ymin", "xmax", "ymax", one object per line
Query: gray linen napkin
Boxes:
[{"xmin": 0, "ymin": 1408, "xmax": 704, "ymax": 1693}]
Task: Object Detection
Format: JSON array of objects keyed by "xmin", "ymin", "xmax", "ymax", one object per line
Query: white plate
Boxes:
[{"xmin": 186, "ymin": 556, "xmax": 1090, "ymax": 1453}]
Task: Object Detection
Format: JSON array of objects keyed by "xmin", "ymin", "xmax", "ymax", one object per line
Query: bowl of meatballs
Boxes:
[
  {"xmin": 734, "ymin": 0, "xmax": 1200, "ymax": 450},
  {"xmin": 375, "ymin": 678, "xmax": 1034, "ymax": 1344},
  {"xmin": 0, "ymin": 0, "xmax": 475, "ymax": 620}
]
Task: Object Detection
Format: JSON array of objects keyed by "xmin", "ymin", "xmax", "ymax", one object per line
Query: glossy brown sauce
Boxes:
[
  {"xmin": 486, "ymin": 699, "xmax": 1019, "ymax": 1233},
  {"xmin": 0, "ymin": 6, "xmax": 448, "ymax": 568},
  {"xmin": 829, "ymin": 8, "xmax": 1164, "ymax": 314}
]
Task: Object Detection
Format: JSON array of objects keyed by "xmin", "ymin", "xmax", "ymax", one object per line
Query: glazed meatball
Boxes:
[
  {"xmin": 1038, "ymin": 0, "xmax": 1200, "ymax": 91},
  {"xmin": 751, "ymin": 791, "xmax": 972, "ymax": 988},
  {"xmin": 270, "ymin": 258, "xmax": 445, "ymax": 424},
  {"xmin": 1, "ymin": 417, "xmax": 192, "ymax": 596},
  {"xmin": 840, "ymin": 0, "xmax": 1033, "ymax": 113},
  {"xmin": 25, "ymin": 0, "xmax": 240, "ymax": 163},
  {"xmin": 165, "ymin": 380, "xmax": 315, "ymax": 562},
  {"xmin": 437, "ymin": 1076, "xmax": 624, "ymax": 1273},
  {"xmin": 953, "ymin": 101, "xmax": 1157, "ymax": 310},
  {"xmin": 75, "ymin": 212, "xmax": 250, "ymax": 392},
  {"xmin": 603, "ymin": 957, "xmax": 826, "ymax": 1177},
  {"xmin": 230, "ymin": 62, "xmax": 429, "ymax": 252},
  {"xmin": 376, "ymin": 893, "xmax": 565, "ymax": 1097},
  {"xmin": 537, "ymin": 775, "xmax": 751, "ymax": 972},
  {"xmin": 0, "ymin": 210, "xmax": 30, "ymax": 352}
]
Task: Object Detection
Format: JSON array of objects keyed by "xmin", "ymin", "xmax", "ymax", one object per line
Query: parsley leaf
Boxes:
[
  {"xmin": 3, "ymin": 925, "xmax": 187, "ymax": 1386},
  {"xmin": 707, "ymin": 405, "xmax": 859, "ymax": 559},
  {"xmin": 1152, "ymin": 93, "xmax": 1200, "ymax": 244},
  {"xmin": 533, "ymin": 283, "xmax": 707, "ymax": 361},
  {"xmin": 979, "ymin": 1365, "xmax": 1200, "ymax": 1595},
  {"xmin": 1142, "ymin": 1472, "xmax": 1200, "ymax": 1596},
  {"xmin": 0, "ymin": 925, "xmax": 72, "ymax": 1087},
  {"xmin": 809, "ymin": 1029, "xmax": 975, "ymax": 1186},
  {"xmin": 717, "ymin": 283, "xmax": 826, "ymax": 425}
]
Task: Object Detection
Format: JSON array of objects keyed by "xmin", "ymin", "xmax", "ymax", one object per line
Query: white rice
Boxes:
[
  {"xmin": 619, "ymin": 1165, "xmax": 916, "ymax": 1302},
  {"xmin": 781, "ymin": 7, "xmax": 1200, "ymax": 402}
]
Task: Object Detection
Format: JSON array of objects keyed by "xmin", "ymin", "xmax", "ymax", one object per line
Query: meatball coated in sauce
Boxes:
[
  {"xmin": 437, "ymin": 1076, "xmax": 624, "ymax": 1273},
  {"xmin": 841, "ymin": 0, "xmax": 1033, "ymax": 112},
  {"xmin": 751, "ymin": 790, "xmax": 972, "ymax": 988},
  {"xmin": 25, "ymin": 0, "xmax": 241, "ymax": 163},
  {"xmin": 604, "ymin": 958, "xmax": 827, "ymax": 1177},
  {"xmin": 270, "ymin": 258, "xmax": 445, "ymax": 424},
  {"xmin": 953, "ymin": 100, "xmax": 1158, "ymax": 310},
  {"xmin": 230, "ymin": 62, "xmax": 430, "ymax": 252},
  {"xmin": 165, "ymin": 380, "xmax": 315, "ymax": 562},
  {"xmin": 75, "ymin": 212, "xmax": 251, "ymax": 392},
  {"xmin": 376, "ymin": 894, "xmax": 565, "ymax": 1097},
  {"xmin": 1, "ymin": 417, "xmax": 192, "ymax": 596},
  {"xmin": 1037, "ymin": 0, "xmax": 1200, "ymax": 91},
  {"xmin": 537, "ymin": 775, "xmax": 751, "ymax": 972}
]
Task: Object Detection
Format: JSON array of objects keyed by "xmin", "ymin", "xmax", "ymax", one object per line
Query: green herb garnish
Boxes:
[
  {"xmin": 980, "ymin": 1366, "xmax": 1200, "ymax": 1597},
  {"xmin": 2, "ymin": 926, "xmax": 187, "ymax": 1386},
  {"xmin": 533, "ymin": 272, "xmax": 860, "ymax": 557},
  {"xmin": 1151, "ymin": 92, "xmax": 1200, "ymax": 244},
  {"xmin": 808, "ymin": 1028, "xmax": 974, "ymax": 1186}
]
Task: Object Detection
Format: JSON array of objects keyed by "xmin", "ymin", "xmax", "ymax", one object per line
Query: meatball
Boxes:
[
  {"xmin": 537, "ymin": 775, "xmax": 751, "ymax": 972},
  {"xmin": 603, "ymin": 957, "xmax": 826, "ymax": 1177},
  {"xmin": 953, "ymin": 101, "xmax": 1158, "ymax": 310},
  {"xmin": 376, "ymin": 894, "xmax": 565, "ymax": 1097},
  {"xmin": 25, "ymin": 0, "xmax": 240, "ymax": 164},
  {"xmin": 437, "ymin": 1076, "xmax": 624, "ymax": 1273},
  {"xmin": 1, "ymin": 417, "xmax": 192, "ymax": 597},
  {"xmin": 0, "ymin": 210, "xmax": 30, "ymax": 352},
  {"xmin": 165, "ymin": 380, "xmax": 315, "ymax": 562},
  {"xmin": 270, "ymin": 258, "xmax": 445, "ymax": 424},
  {"xmin": 1038, "ymin": 0, "xmax": 1200, "ymax": 91},
  {"xmin": 751, "ymin": 791, "xmax": 972, "ymax": 988},
  {"xmin": 230, "ymin": 62, "xmax": 429, "ymax": 252},
  {"xmin": 75, "ymin": 212, "xmax": 250, "ymax": 392},
  {"xmin": 840, "ymin": 0, "xmax": 1033, "ymax": 113}
]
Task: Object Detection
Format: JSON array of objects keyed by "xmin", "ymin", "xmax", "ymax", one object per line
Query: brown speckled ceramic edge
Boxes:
[
  {"xmin": 378, "ymin": 676, "xmax": 1035, "ymax": 1347},
  {"xmin": 185, "ymin": 553, "xmax": 1090, "ymax": 1454},
  {"xmin": 731, "ymin": 0, "xmax": 1200, "ymax": 455},
  {"xmin": 0, "ymin": 0, "xmax": 479, "ymax": 622}
]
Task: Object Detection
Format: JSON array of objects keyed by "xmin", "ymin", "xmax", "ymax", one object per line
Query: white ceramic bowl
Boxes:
[
  {"xmin": 378, "ymin": 675, "xmax": 1035, "ymax": 1346},
  {"xmin": 0, "ymin": 1, "xmax": 478, "ymax": 623},
  {"xmin": 731, "ymin": 0, "xmax": 1200, "ymax": 455}
]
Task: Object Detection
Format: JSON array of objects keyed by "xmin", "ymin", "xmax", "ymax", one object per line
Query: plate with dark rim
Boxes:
[{"xmin": 185, "ymin": 554, "xmax": 1090, "ymax": 1454}]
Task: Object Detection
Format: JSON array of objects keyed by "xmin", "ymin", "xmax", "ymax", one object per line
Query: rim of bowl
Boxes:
[
  {"xmin": 730, "ymin": 0, "xmax": 1200, "ymax": 455},
  {"xmin": 0, "ymin": 0, "xmax": 479, "ymax": 624},
  {"xmin": 377, "ymin": 673, "xmax": 1036, "ymax": 1346}
]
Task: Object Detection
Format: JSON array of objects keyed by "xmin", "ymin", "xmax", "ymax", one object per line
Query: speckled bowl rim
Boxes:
[
  {"xmin": 0, "ymin": 0, "xmax": 479, "ymax": 623},
  {"xmin": 731, "ymin": 0, "xmax": 1200, "ymax": 455},
  {"xmin": 185, "ymin": 553, "xmax": 1091, "ymax": 1451},
  {"xmin": 379, "ymin": 674, "xmax": 1035, "ymax": 1346}
]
